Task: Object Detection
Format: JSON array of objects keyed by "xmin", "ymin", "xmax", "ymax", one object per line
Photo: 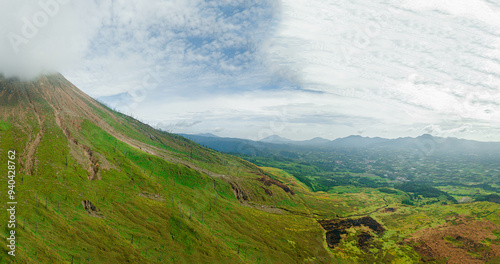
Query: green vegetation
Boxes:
[
  {"xmin": 1, "ymin": 75, "xmax": 500, "ymax": 263},
  {"xmin": 0, "ymin": 76, "xmax": 337, "ymax": 263},
  {"xmin": 0, "ymin": 119, "xmax": 10, "ymax": 130},
  {"xmin": 475, "ymin": 194, "xmax": 500, "ymax": 204}
]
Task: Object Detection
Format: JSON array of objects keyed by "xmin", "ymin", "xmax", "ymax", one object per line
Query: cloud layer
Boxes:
[
  {"xmin": 0, "ymin": 0, "xmax": 102, "ymax": 78},
  {"xmin": 2, "ymin": 0, "xmax": 500, "ymax": 141},
  {"xmin": 66, "ymin": 0, "xmax": 279, "ymax": 98},
  {"xmin": 263, "ymin": 0, "xmax": 500, "ymax": 140}
]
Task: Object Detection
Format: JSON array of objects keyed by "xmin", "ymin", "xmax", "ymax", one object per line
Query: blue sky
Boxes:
[{"xmin": 2, "ymin": 0, "xmax": 500, "ymax": 141}]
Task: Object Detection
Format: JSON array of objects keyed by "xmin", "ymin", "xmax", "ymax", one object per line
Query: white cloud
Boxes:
[
  {"xmin": 3, "ymin": 0, "xmax": 499, "ymax": 142},
  {"xmin": 0, "ymin": 0, "xmax": 102, "ymax": 79},
  {"xmin": 130, "ymin": 89, "xmax": 433, "ymax": 140},
  {"xmin": 261, "ymin": 0, "xmax": 500, "ymax": 141},
  {"xmin": 64, "ymin": 0, "xmax": 278, "ymax": 98}
]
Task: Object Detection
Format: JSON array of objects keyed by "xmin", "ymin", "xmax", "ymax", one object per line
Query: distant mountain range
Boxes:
[
  {"xmin": 179, "ymin": 133, "xmax": 500, "ymax": 156},
  {"xmin": 259, "ymin": 135, "xmax": 332, "ymax": 146}
]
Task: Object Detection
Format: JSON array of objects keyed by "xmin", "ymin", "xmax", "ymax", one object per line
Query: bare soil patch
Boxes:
[
  {"xmin": 404, "ymin": 215, "xmax": 500, "ymax": 263},
  {"xmin": 228, "ymin": 181, "xmax": 249, "ymax": 202},
  {"xmin": 20, "ymin": 88, "xmax": 44, "ymax": 176},
  {"xmin": 261, "ymin": 187, "xmax": 273, "ymax": 197},
  {"xmin": 381, "ymin": 207, "xmax": 397, "ymax": 213},
  {"xmin": 82, "ymin": 200, "xmax": 104, "ymax": 218},
  {"xmin": 139, "ymin": 193, "xmax": 165, "ymax": 202},
  {"xmin": 256, "ymin": 176, "xmax": 295, "ymax": 195}
]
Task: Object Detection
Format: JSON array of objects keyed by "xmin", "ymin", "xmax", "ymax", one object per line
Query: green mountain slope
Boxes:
[
  {"xmin": 1, "ymin": 74, "xmax": 500, "ymax": 264},
  {"xmin": 0, "ymin": 74, "xmax": 336, "ymax": 263}
]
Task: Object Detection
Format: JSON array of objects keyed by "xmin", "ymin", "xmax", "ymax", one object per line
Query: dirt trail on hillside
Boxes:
[
  {"xmin": 48, "ymin": 85, "xmax": 223, "ymax": 182},
  {"xmin": 110, "ymin": 132, "xmax": 288, "ymax": 214},
  {"xmin": 343, "ymin": 196, "xmax": 389, "ymax": 218},
  {"xmin": 48, "ymin": 101, "xmax": 100, "ymax": 180},
  {"xmin": 20, "ymin": 89, "xmax": 44, "ymax": 176},
  {"xmin": 35, "ymin": 76, "xmax": 288, "ymax": 213}
]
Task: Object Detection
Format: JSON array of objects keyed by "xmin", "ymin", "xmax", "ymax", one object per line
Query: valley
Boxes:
[
  {"xmin": 0, "ymin": 75, "xmax": 499, "ymax": 263},
  {"xmin": 2, "ymin": 0, "xmax": 500, "ymax": 262},
  {"xmin": 184, "ymin": 133, "xmax": 500, "ymax": 263}
]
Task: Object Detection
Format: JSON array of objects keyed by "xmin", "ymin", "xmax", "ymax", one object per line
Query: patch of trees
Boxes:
[
  {"xmin": 395, "ymin": 182, "xmax": 457, "ymax": 203},
  {"xmin": 315, "ymin": 175, "xmax": 388, "ymax": 191},
  {"xmin": 475, "ymin": 194, "xmax": 500, "ymax": 204},
  {"xmin": 378, "ymin": 187, "xmax": 398, "ymax": 194}
]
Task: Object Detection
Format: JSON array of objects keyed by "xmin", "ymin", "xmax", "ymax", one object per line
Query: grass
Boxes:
[
  {"xmin": 1, "ymin": 75, "xmax": 500, "ymax": 263},
  {"xmin": 0, "ymin": 80, "xmax": 338, "ymax": 263},
  {"xmin": 0, "ymin": 119, "xmax": 10, "ymax": 130},
  {"xmin": 444, "ymin": 236, "xmax": 463, "ymax": 247}
]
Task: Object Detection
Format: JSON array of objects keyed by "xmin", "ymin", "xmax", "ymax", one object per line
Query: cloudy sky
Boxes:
[{"xmin": 2, "ymin": 0, "xmax": 500, "ymax": 142}]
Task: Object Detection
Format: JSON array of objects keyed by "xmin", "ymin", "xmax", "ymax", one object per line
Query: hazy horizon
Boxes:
[{"xmin": 177, "ymin": 131, "xmax": 500, "ymax": 143}]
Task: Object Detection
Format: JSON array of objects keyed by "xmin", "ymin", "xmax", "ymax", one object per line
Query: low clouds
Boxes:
[
  {"xmin": 0, "ymin": 0, "xmax": 102, "ymax": 79},
  {"xmin": 263, "ymin": 0, "xmax": 500, "ymax": 140}
]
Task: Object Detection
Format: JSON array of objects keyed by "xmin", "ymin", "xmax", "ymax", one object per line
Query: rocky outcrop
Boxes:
[
  {"xmin": 317, "ymin": 216, "xmax": 385, "ymax": 248},
  {"xmin": 82, "ymin": 200, "xmax": 104, "ymax": 218}
]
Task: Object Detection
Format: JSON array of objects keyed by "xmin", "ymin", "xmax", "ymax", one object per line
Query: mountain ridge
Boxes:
[
  {"xmin": 0, "ymin": 74, "xmax": 336, "ymax": 263},
  {"xmin": 188, "ymin": 132, "xmax": 500, "ymax": 146},
  {"xmin": 2, "ymin": 74, "xmax": 500, "ymax": 263},
  {"xmin": 179, "ymin": 133, "xmax": 500, "ymax": 154}
]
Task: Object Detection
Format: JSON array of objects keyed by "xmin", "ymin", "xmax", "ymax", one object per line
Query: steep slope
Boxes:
[
  {"xmin": 3, "ymin": 75, "xmax": 499, "ymax": 263},
  {"xmin": 0, "ymin": 74, "xmax": 335, "ymax": 263}
]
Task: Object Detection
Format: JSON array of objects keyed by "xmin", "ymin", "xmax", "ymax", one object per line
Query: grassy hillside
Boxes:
[
  {"xmin": 0, "ymin": 74, "xmax": 337, "ymax": 263},
  {"xmin": 1, "ymin": 74, "xmax": 499, "ymax": 263}
]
